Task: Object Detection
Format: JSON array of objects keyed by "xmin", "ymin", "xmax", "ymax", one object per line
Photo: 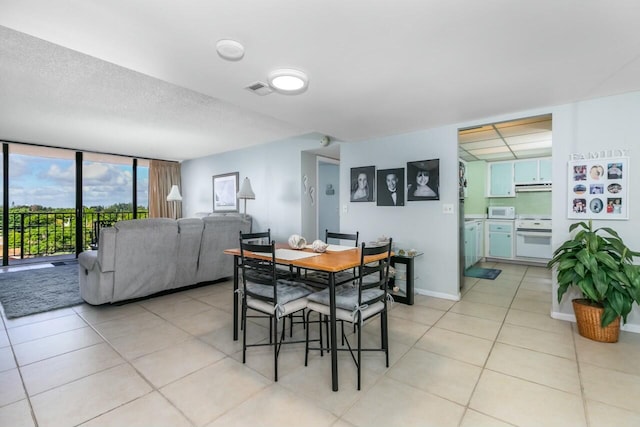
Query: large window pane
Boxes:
[
  {"xmin": 137, "ymin": 159, "xmax": 149, "ymax": 219},
  {"xmin": 83, "ymin": 153, "xmax": 134, "ymax": 249},
  {"xmin": 8, "ymin": 144, "xmax": 75, "ymax": 262}
]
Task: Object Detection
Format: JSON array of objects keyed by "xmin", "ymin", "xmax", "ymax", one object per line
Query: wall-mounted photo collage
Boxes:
[{"xmin": 567, "ymin": 157, "xmax": 628, "ymax": 220}]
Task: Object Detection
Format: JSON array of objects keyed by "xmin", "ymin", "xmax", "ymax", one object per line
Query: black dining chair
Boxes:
[
  {"xmin": 239, "ymin": 238, "xmax": 314, "ymax": 381},
  {"xmin": 303, "ymin": 230, "xmax": 359, "ymax": 286},
  {"xmin": 304, "ymin": 239, "xmax": 393, "ymax": 390},
  {"xmin": 239, "ymin": 230, "xmax": 300, "ymax": 336}
]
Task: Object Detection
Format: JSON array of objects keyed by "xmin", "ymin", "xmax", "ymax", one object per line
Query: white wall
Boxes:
[
  {"xmin": 181, "ymin": 134, "xmax": 321, "ymax": 241},
  {"xmin": 455, "ymin": 90, "xmax": 640, "ymax": 332},
  {"xmin": 181, "ymin": 90, "xmax": 640, "ymax": 331},
  {"xmin": 340, "ymin": 126, "xmax": 460, "ymax": 300}
]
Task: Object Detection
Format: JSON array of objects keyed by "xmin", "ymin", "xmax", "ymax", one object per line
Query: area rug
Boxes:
[
  {"xmin": 0, "ymin": 263, "xmax": 83, "ymax": 318},
  {"xmin": 464, "ymin": 267, "xmax": 502, "ymax": 280}
]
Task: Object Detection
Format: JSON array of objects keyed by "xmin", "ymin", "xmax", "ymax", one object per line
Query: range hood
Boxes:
[{"xmin": 515, "ymin": 183, "xmax": 552, "ymax": 192}]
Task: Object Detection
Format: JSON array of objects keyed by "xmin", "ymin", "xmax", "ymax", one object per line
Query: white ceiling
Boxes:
[{"xmin": 1, "ymin": 1, "xmax": 640, "ymax": 161}]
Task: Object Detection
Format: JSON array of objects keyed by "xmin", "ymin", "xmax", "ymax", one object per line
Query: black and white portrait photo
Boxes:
[
  {"xmin": 350, "ymin": 166, "xmax": 375, "ymax": 202},
  {"xmin": 377, "ymin": 168, "xmax": 404, "ymax": 206},
  {"xmin": 407, "ymin": 159, "xmax": 440, "ymax": 201}
]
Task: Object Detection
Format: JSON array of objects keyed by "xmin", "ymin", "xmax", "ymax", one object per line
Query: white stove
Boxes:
[
  {"xmin": 515, "ymin": 218, "xmax": 552, "ymax": 259},
  {"xmin": 516, "ymin": 218, "xmax": 552, "ymax": 232}
]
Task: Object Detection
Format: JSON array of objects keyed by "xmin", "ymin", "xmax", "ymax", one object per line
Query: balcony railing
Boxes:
[{"xmin": 2, "ymin": 211, "xmax": 148, "ymax": 260}]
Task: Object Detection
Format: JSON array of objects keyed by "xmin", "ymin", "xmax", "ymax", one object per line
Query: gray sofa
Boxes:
[{"xmin": 78, "ymin": 215, "xmax": 251, "ymax": 305}]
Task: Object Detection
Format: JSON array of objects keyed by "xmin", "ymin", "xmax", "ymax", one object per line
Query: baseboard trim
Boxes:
[{"xmin": 414, "ymin": 288, "xmax": 460, "ymax": 301}]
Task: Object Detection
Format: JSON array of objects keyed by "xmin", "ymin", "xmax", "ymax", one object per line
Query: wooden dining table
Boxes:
[{"xmin": 224, "ymin": 243, "xmax": 390, "ymax": 391}]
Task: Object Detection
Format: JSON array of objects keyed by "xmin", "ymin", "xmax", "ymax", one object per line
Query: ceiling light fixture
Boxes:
[
  {"xmin": 216, "ymin": 39, "xmax": 245, "ymax": 61},
  {"xmin": 268, "ymin": 69, "xmax": 308, "ymax": 95}
]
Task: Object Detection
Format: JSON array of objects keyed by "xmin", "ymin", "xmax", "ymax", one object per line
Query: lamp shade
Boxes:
[
  {"xmin": 237, "ymin": 177, "xmax": 256, "ymax": 199},
  {"xmin": 167, "ymin": 185, "xmax": 182, "ymax": 202}
]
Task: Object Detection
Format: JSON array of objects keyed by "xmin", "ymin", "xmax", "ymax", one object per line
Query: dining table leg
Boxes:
[
  {"xmin": 233, "ymin": 254, "xmax": 239, "ymax": 341},
  {"xmin": 329, "ymin": 272, "xmax": 338, "ymax": 391}
]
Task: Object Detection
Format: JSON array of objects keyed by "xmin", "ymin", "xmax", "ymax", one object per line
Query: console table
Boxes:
[{"xmin": 389, "ymin": 252, "xmax": 423, "ymax": 305}]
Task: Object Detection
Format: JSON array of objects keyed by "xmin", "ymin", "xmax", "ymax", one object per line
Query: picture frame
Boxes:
[
  {"xmin": 350, "ymin": 166, "xmax": 375, "ymax": 202},
  {"xmin": 407, "ymin": 159, "xmax": 440, "ymax": 201},
  {"xmin": 213, "ymin": 172, "xmax": 239, "ymax": 212},
  {"xmin": 377, "ymin": 168, "xmax": 405, "ymax": 206},
  {"xmin": 567, "ymin": 157, "xmax": 628, "ymax": 220}
]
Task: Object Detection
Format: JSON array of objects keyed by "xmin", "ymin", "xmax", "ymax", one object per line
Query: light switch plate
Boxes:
[{"xmin": 442, "ymin": 204, "xmax": 454, "ymax": 214}]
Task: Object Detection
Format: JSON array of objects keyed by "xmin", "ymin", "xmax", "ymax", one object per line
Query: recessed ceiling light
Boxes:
[
  {"xmin": 268, "ymin": 69, "xmax": 308, "ymax": 95},
  {"xmin": 216, "ymin": 39, "xmax": 245, "ymax": 61}
]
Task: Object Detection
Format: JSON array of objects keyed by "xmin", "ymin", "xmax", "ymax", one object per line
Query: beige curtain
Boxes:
[{"xmin": 149, "ymin": 160, "xmax": 182, "ymax": 218}]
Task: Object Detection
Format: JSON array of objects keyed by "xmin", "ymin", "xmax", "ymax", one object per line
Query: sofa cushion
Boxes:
[{"xmin": 112, "ymin": 218, "xmax": 179, "ymax": 301}]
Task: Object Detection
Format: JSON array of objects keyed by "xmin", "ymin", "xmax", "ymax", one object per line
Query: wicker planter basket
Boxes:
[{"xmin": 572, "ymin": 299, "xmax": 620, "ymax": 343}]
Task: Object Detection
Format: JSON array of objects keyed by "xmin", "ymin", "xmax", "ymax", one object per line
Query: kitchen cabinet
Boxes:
[
  {"xmin": 487, "ymin": 161, "xmax": 514, "ymax": 197},
  {"xmin": 464, "ymin": 220, "xmax": 484, "ymax": 269},
  {"xmin": 485, "ymin": 221, "xmax": 514, "ymax": 259},
  {"xmin": 464, "ymin": 222, "xmax": 477, "ymax": 269},
  {"xmin": 539, "ymin": 158, "xmax": 552, "ymax": 182},
  {"xmin": 514, "ymin": 158, "xmax": 552, "ymax": 184}
]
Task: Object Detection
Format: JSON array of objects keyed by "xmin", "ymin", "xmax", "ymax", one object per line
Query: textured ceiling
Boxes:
[{"xmin": 1, "ymin": 1, "xmax": 640, "ymax": 161}]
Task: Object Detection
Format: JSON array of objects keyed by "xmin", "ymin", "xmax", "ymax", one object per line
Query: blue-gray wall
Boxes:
[{"xmin": 181, "ymin": 90, "xmax": 640, "ymax": 332}]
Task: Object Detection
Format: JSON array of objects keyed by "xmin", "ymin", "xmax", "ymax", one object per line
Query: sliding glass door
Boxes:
[
  {"xmin": 1, "ymin": 142, "xmax": 151, "ymax": 265},
  {"xmin": 7, "ymin": 144, "xmax": 76, "ymax": 264}
]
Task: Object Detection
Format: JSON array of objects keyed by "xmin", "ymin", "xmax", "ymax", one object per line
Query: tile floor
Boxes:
[{"xmin": 1, "ymin": 262, "xmax": 640, "ymax": 426}]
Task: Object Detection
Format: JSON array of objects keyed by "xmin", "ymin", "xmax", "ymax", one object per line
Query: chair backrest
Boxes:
[
  {"xmin": 239, "ymin": 228, "xmax": 271, "ymax": 244},
  {"xmin": 357, "ymin": 239, "xmax": 393, "ymax": 306},
  {"xmin": 239, "ymin": 234, "xmax": 278, "ymax": 304},
  {"xmin": 325, "ymin": 230, "xmax": 359, "ymax": 246}
]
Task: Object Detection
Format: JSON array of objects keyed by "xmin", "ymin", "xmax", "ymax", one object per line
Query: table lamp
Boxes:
[
  {"xmin": 166, "ymin": 185, "xmax": 182, "ymax": 219},
  {"xmin": 236, "ymin": 177, "xmax": 255, "ymax": 218}
]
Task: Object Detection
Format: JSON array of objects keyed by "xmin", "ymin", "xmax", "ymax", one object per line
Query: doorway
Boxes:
[
  {"xmin": 317, "ymin": 157, "xmax": 340, "ymax": 239},
  {"xmin": 457, "ymin": 114, "xmax": 553, "ymax": 287}
]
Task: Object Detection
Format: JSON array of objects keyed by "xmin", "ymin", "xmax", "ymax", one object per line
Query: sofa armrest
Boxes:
[
  {"xmin": 78, "ymin": 250, "xmax": 98, "ymax": 271},
  {"xmin": 97, "ymin": 227, "xmax": 116, "ymax": 271}
]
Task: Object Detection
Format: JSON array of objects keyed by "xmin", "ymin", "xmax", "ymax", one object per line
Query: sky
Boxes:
[{"xmin": 5, "ymin": 154, "xmax": 149, "ymax": 209}]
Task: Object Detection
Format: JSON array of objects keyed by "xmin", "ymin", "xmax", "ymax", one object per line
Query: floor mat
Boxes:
[{"xmin": 464, "ymin": 267, "xmax": 502, "ymax": 280}]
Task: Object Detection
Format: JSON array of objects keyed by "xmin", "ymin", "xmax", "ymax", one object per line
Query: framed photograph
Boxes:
[
  {"xmin": 350, "ymin": 166, "xmax": 375, "ymax": 202},
  {"xmin": 568, "ymin": 157, "xmax": 628, "ymax": 220},
  {"xmin": 407, "ymin": 159, "xmax": 440, "ymax": 201},
  {"xmin": 377, "ymin": 168, "xmax": 404, "ymax": 206},
  {"xmin": 213, "ymin": 172, "xmax": 239, "ymax": 212}
]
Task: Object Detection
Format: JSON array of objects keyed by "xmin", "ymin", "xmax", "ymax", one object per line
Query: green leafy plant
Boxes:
[{"xmin": 547, "ymin": 220, "xmax": 640, "ymax": 327}]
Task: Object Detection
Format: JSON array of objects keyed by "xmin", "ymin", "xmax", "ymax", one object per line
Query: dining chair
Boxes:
[
  {"xmin": 239, "ymin": 238, "xmax": 314, "ymax": 381},
  {"xmin": 303, "ymin": 230, "xmax": 359, "ymax": 286},
  {"xmin": 238, "ymin": 230, "xmax": 301, "ymax": 337},
  {"xmin": 304, "ymin": 239, "xmax": 392, "ymax": 390}
]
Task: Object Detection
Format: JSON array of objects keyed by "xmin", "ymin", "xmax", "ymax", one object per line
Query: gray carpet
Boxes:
[{"xmin": 0, "ymin": 263, "xmax": 83, "ymax": 319}]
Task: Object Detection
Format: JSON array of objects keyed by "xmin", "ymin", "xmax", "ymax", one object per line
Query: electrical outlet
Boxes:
[{"xmin": 442, "ymin": 204, "xmax": 454, "ymax": 214}]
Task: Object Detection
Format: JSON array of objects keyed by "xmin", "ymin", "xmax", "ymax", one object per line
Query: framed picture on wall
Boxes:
[
  {"xmin": 213, "ymin": 172, "xmax": 239, "ymax": 212},
  {"xmin": 407, "ymin": 159, "xmax": 440, "ymax": 201},
  {"xmin": 567, "ymin": 157, "xmax": 628, "ymax": 220},
  {"xmin": 377, "ymin": 168, "xmax": 404, "ymax": 206},
  {"xmin": 350, "ymin": 166, "xmax": 375, "ymax": 202}
]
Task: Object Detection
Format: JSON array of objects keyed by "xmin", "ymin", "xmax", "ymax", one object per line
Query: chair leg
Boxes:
[
  {"xmin": 273, "ymin": 315, "xmax": 279, "ymax": 382},
  {"xmin": 357, "ymin": 319, "xmax": 362, "ymax": 391},
  {"xmin": 305, "ymin": 310, "xmax": 311, "ymax": 366},
  {"xmin": 242, "ymin": 299, "xmax": 247, "ymax": 364},
  {"xmin": 319, "ymin": 312, "xmax": 324, "ymax": 357},
  {"xmin": 324, "ymin": 315, "xmax": 330, "ymax": 352},
  {"xmin": 289, "ymin": 313, "xmax": 293, "ymax": 337},
  {"xmin": 382, "ymin": 311, "xmax": 389, "ymax": 367}
]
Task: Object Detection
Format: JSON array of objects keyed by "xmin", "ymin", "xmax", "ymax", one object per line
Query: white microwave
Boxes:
[{"xmin": 488, "ymin": 206, "xmax": 516, "ymax": 219}]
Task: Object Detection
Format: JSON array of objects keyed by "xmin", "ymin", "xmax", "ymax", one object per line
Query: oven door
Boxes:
[{"xmin": 516, "ymin": 230, "xmax": 552, "ymax": 259}]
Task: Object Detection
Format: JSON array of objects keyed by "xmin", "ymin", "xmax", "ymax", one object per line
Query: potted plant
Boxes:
[{"xmin": 547, "ymin": 220, "xmax": 640, "ymax": 342}]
